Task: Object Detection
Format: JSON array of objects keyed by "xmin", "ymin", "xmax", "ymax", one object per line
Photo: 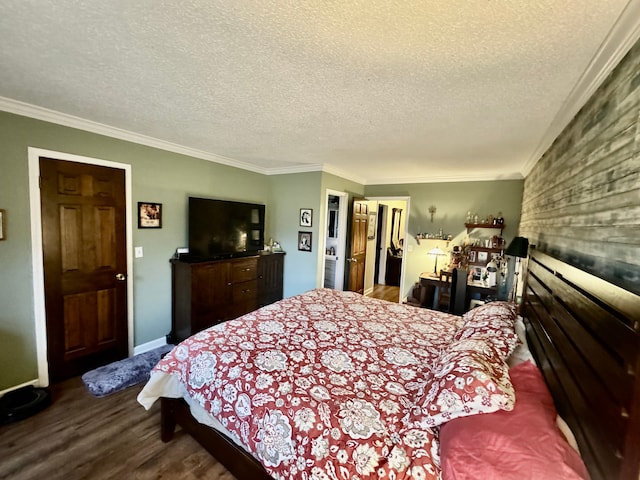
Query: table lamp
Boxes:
[
  {"xmin": 428, "ymin": 247, "xmax": 447, "ymax": 275},
  {"xmin": 505, "ymin": 236, "xmax": 529, "ymax": 302}
]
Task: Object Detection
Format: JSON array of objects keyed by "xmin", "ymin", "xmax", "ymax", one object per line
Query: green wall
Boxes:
[
  {"xmin": 0, "ymin": 108, "xmax": 524, "ymax": 392},
  {"xmin": 365, "ymin": 180, "xmax": 524, "ymax": 296},
  {"xmin": 267, "ymin": 172, "xmax": 322, "ymax": 297},
  {"xmin": 0, "ymin": 111, "xmax": 274, "ymax": 390},
  {"xmin": 264, "ymin": 171, "xmax": 365, "ymax": 297}
]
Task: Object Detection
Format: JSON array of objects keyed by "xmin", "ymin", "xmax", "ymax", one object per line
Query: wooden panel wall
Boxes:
[{"xmin": 520, "ymin": 40, "xmax": 640, "ymax": 295}]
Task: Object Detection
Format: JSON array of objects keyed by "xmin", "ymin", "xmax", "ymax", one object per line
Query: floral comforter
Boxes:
[{"xmin": 140, "ymin": 288, "xmax": 465, "ymax": 480}]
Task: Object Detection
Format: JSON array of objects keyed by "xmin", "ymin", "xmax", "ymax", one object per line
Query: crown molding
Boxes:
[
  {"xmin": 320, "ymin": 164, "xmax": 368, "ymax": 185},
  {"xmin": 0, "ymin": 96, "xmax": 273, "ymax": 175},
  {"xmin": 266, "ymin": 163, "xmax": 368, "ymax": 187},
  {"xmin": 521, "ymin": 0, "xmax": 640, "ymax": 177},
  {"xmin": 264, "ymin": 163, "xmax": 324, "ymax": 175},
  {"xmin": 0, "ymin": 96, "xmax": 371, "ymax": 183},
  {"xmin": 365, "ymin": 171, "xmax": 524, "ymax": 185}
]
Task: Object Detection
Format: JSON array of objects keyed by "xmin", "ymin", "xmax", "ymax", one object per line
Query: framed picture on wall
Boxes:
[
  {"xmin": 478, "ymin": 251, "xmax": 488, "ymax": 263},
  {"xmin": 298, "ymin": 231, "xmax": 312, "ymax": 252},
  {"xmin": 300, "ymin": 208, "xmax": 312, "ymax": 227},
  {"xmin": 138, "ymin": 202, "xmax": 162, "ymax": 228},
  {"xmin": 367, "ymin": 212, "xmax": 377, "ymax": 239}
]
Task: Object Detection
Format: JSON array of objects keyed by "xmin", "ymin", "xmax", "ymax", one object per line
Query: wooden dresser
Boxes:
[{"xmin": 169, "ymin": 253, "xmax": 284, "ymax": 342}]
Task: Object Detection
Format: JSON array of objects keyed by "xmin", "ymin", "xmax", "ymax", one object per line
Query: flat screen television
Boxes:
[{"xmin": 188, "ymin": 197, "xmax": 265, "ymax": 260}]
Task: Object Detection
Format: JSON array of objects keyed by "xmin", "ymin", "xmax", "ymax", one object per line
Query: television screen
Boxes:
[{"xmin": 188, "ymin": 197, "xmax": 265, "ymax": 259}]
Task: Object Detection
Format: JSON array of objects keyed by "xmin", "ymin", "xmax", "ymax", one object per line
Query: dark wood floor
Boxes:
[
  {"xmin": 0, "ymin": 377, "xmax": 235, "ymax": 480},
  {"xmin": 369, "ymin": 284, "xmax": 400, "ymax": 303}
]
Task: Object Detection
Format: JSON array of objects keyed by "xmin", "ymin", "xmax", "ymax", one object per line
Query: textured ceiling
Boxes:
[{"xmin": 1, "ymin": 1, "xmax": 639, "ymax": 184}]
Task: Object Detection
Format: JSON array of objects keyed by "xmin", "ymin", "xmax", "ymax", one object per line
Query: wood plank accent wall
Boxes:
[{"xmin": 520, "ymin": 40, "xmax": 640, "ymax": 295}]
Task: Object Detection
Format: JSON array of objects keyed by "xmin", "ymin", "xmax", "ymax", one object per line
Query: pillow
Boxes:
[
  {"xmin": 455, "ymin": 323, "xmax": 519, "ymax": 360},
  {"xmin": 460, "ymin": 301, "xmax": 517, "ymax": 329},
  {"xmin": 439, "ymin": 360, "xmax": 590, "ymax": 480},
  {"xmin": 407, "ymin": 338, "xmax": 515, "ymax": 427},
  {"xmin": 507, "ymin": 316, "xmax": 535, "ymax": 367},
  {"xmin": 455, "ymin": 301, "xmax": 519, "ymax": 360}
]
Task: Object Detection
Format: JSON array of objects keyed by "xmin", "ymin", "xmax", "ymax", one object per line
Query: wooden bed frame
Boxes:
[
  {"xmin": 161, "ymin": 396, "xmax": 271, "ymax": 479},
  {"xmin": 522, "ymin": 249, "xmax": 640, "ymax": 480},
  {"xmin": 159, "ymin": 249, "xmax": 640, "ymax": 480}
]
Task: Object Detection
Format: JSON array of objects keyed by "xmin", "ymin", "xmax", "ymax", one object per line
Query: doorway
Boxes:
[
  {"xmin": 28, "ymin": 148, "xmax": 134, "ymax": 387},
  {"xmin": 365, "ymin": 197, "xmax": 410, "ymax": 303},
  {"xmin": 320, "ymin": 193, "xmax": 409, "ymax": 302},
  {"xmin": 322, "ymin": 190, "xmax": 348, "ymax": 290}
]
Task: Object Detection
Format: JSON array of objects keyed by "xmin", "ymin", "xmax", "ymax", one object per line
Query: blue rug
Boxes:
[{"xmin": 81, "ymin": 344, "xmax": 173, "ymax": 397}]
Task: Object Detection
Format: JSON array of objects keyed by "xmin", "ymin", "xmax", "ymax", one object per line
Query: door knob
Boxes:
[{"xmin": 115, "ymin": 273, "xmax": 126, "ymax": 281}]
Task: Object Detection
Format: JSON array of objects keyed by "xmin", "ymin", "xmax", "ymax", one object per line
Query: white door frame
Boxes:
[
  {"xmin": 365, "ymin": 196, "xmax": 410, "ymax": 301},
  {"xmin": 377, "ymin": 203, "xmax": 389, "ymax": 284},
  {"xmin": 28, "ymin": 147, "xmax": 134, "ymax": 387},
  {"xmin": 319, "ymin": 189, "xmax": 348, "ymax": 290}
]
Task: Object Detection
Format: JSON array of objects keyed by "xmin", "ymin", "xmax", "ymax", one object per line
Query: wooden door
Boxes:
[
  {"xmin": 346, "ymin": 200, "xmax": 368, "ymax": 294},
  {"xmin": 40, "ymin": 158, "xmax": 128, "ymax": 382}
]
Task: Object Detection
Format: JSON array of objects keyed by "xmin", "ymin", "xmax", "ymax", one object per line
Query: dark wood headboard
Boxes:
[{"xmin": 522, "ymin": 250, "xmax": 640, "ymax": 480}]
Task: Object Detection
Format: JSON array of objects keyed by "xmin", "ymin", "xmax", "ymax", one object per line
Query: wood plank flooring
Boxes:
[
  {"xmin": 369, "ymin": 284, "xmax": 400, "ymax": 303},
  {"xmin": 0, "ymin": 377, "xmax": 235, "ymax": 480},
  {"xmin": 1, "ymin": 286, "xmax": 399, "ymax": 480}
]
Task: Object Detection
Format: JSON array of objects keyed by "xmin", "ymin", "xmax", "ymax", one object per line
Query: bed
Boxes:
[
  {"xmin": 137, "ymin": 251, "xmax": 639, "ymax": 480},
  {"xmin": 521, "ymin": 250, "xmax": 640, "ymax": 480}
]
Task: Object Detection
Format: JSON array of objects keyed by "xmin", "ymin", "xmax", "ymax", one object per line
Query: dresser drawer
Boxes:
[
  {"xmin": 232, "ymin": 279, "xmax": 258, "ymax": 302},
  {"xmin": 231, "ymin": 258, "xmax": 258, "ymax": 283}
]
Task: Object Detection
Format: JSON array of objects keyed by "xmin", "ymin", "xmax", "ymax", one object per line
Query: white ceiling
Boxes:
[{"xmin": 1, "ymin": 1, "xmax": 640, "ymax": 184}]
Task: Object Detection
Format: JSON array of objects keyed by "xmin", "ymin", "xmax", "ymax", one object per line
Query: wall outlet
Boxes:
[{"xmin": 135, "ymin": 246, "xmax": 143, "ymax": 258}]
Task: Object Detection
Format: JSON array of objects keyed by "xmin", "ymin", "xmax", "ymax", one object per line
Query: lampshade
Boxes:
[
  {"xmin": 505, "ymin": 236, "xmax": 529, "ymax": 258},
  {"xmin": 428, "ymin": 247, "xmax": 447, "ymax": 275}
]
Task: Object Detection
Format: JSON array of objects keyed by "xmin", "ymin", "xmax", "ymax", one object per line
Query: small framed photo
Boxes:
[
  {"xmin": 300, "ymin": 208, "xmax": 313, "ymax": 227},
  {"xmin": 477, "ymin": 251, "xmax": 488, "ymax": 263},
  {"xmin": 469, "ymin": 250, "xmax": 477, "ymax": 263},
  {"xmin": 138, "ymin": 202, "xmax": 162, "ymax": 229},
  {"xmin": 0, "ymin": 209, "xmax": 5, "ymax": 240},
  {"xmin": 472, "ymin": 266, "xmax": 483, "ymax": 281},
  {"xmin": 298, "ymin": 231, "xmax": 312, "ymax": 252},
  {"xmin": 367, "ymin": 212, "xmax": 377, "ymax": 240}
]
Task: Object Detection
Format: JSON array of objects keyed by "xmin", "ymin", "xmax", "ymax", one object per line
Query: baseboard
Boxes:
[
  {"xmin": 364, "ymin": 287, "xmax": 374, "ymax": 296},
  {"xmin": 0, "ymin": 379, "xmax": 39, "ymax": 397},
  {"xmin": 133, "ymin": 337, "xmax": 168, "ymax": 356}
]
